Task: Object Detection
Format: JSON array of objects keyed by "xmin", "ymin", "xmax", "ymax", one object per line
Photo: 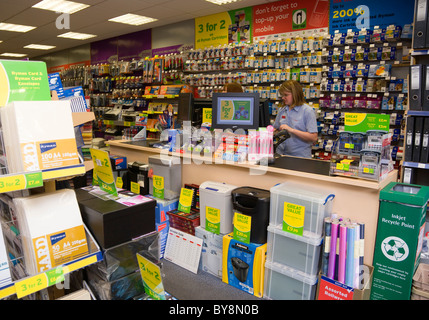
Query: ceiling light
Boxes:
[
  {"xmin": 108, "ymin": 14, "xmax": 158, "ymax": 26},
  {"xmin": 205, "ymin": 0, "xmax": 241, "ymax": 4},
  {"xmin": 0, "ymin": 53, "xmax": 28, "ymax": 57},
  {"xmin": 32, "ymin": 0, "xmax": 90, "ymax": 14},
  {"xmin": 57, "ymin": 32, "xmax": 96, "ymax": 40},
  {"xmin": 24, "ymin": 44, "xmax": 56, "ymax": 50},
  {"xmin": 0, "ymin": 23, "xmax": 36, "ymax": 33}
]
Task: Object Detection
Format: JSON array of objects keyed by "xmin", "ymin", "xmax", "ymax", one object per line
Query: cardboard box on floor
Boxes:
[{"xmin": 316, "ymin": 265, "xmax": 374, "ymax": 300}]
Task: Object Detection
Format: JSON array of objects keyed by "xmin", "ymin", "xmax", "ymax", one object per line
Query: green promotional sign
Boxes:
[
  {"xmin": 206, "ymin": 206, "xmax": 221, "ymax": 234},
  {"xmin": 0, "ymin": 60, "xmax": 51, "ymax": 107},
  {"xmin": 344, "ymin": 113, "xmax": 390, "ymax": 132},
  {"xmin": 233, "ymin": 212, "xmax": 251, "ymax": 244},
  {"xmin": 152, "ymin": 175, "xmax": 164, "ymax": 199}
]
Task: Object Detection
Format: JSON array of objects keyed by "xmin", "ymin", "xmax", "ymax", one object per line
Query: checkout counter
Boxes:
[{"xmin": 107, "ymin": 139, "xmax": 398, "ymax": 266}]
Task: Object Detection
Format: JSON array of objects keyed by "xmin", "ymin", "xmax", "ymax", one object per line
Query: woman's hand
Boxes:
[{"xmin": 279, "ymin": 124, "xmax": 294, "ymax": 134}]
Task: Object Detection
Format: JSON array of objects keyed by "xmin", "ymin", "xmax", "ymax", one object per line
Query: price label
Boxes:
[
  {"xmin": 0, "ymin": 172, "xmax": 43, "ymax": 193},
  {"xmin": 178, "ymin": 188, "xmax": 194, "ymax": 213},
  {"xmin": 15, "ymin": 267, "xmax": 64, "ymax": 299},
  {"xmin": 90, "ymin": 148, "xmax": 118, "ymax": 196},
  {"xmin": 116, "ymin": 176, "xmax": 123, "ymax": 189},
  {"xmin": 130, "ymin": 181, "xmax": 140, "ymax": 194},
  {"xmin": 283, "ymin": 202, "xmax": 305, "ymax": 236},
  {"xmin": 137, "ymin": 253, "xmax": 165, "ymax": 300},
  {"xmin": 152, "ymin": 175, "xmax": 164, "ymax": 199},
  {"xmin": 233, "ymin": 212, "xmax": 251, "ymax": 244}
]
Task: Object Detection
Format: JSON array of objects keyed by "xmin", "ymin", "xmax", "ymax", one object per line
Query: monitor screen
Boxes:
[{"xmin": 211, "ymin": 92, "xmax": 259, "ymax": 131}]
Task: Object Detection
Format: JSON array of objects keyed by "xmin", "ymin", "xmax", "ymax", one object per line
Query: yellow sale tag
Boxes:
[
  {"xmin": 116, "ymin": 176, "xmax": 123, "ymax": 189},
  {"xmin": 202, "ymin": 108, "xmax": 212, "ymax": 124},
  {"xmin": 178, "ymin": 188, "xmax": 194, "ymax": 213},
  {"xmin": 15, "ymin": 267, "xmax": 64, "ymax": 299},
  {"xmin": 90, "ymin": 148, "xmax": 117, "ymax": 196},
  {"xmin": 152, "ymin": 175, "xmax": 164, "ymax": 199},
  {"xmin": 0, "ymin": 172, "xmax": 43, "ymax": 193},
  {"xmin": 130, "ymin": 181, "xmax": 140, "ymax": 194},
  {"xmin": 233, "ymin": 212, "xmax": 251, "ymax": 244},
  {"xmin": 137, "ymin": 253, "xmax": 165, "ymax": 300},
  {"xmin": 283, "ymin": 202, "xmax": 305, "ymax": 236}
]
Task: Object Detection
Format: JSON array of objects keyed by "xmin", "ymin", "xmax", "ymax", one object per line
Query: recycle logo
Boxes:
[{"xmin": 381, "ymin": 236, "xmax": 409, "ymax": 262}]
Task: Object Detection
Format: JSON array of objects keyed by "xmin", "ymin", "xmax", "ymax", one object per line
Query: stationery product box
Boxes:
[
  {"xmin": 266, "ymin": 225, "xmax": 323, "ymax": 276},
  {"xmin": 371, "ymin": 182, "xmax": 429, "ymax": 300},
  {"xmin": 166, "ymin": 209, "xmax": 200, "ymax": 235},
  {"xmin": 264, "ymin": 260, "xmax": 318, "ymax": 300},
  {"xmin": 316, "ymin": 265, "xmax": 374, "ymax": 300},
  {"xmin": 110, "ymin": 156, "xmax": 127, "ymax": 170},
  {"xmin": 269, "ymin": 182, "xmax": 335, "ymax": 238},
  {"xmin": 147, "ymin": 195, "xmax": 179, "ymax": 224},
  {"xmin": 148, "ymin": 155, "xmax": 182, "ymax": 200},
  {"xmin": 199, "ymin": 181, "xmax": 238, "ymax": 234},
  {"xmin": 222, "ymin": 233, "xmax": 266, "ymax": 297},
  {"xmin": 195, "ymin": 226, "xmax": 223, "ymax": 278},
  {"xmin": 76, "ymin": 188, "xmax": 156, "ymax": 249}
]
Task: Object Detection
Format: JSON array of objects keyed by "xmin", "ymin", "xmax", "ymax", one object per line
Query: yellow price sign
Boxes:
[
  {"xmin": 152, "ymin": 175, "xmax": 164, "ymax": 199},
  {"xmin": 202, "ymin": 108, "xmax": 212, "ymax": 125},
  {"xmin": 137, "ymin": 253, "xmax": 165, "ymax": 300},
  {"xmin": 15, "ymin": 267, "xmax": 64, "ymax": 299},
  {"xmin": 130, "ymin": 181, "xmax": 140, "ymax": 194},
  {"xmin": 283, "ymin": 202, "xmax": 305, "ymax": 236},
  {"xmin": 0, "ymin": 172, "xmax": 43, "ymax": 193},
  {"xmin": 90, "ymin": 148, "xmax": 117, "ymax": 196},
  {"xmin": 116, "ymin": 176, "xmax": 123, "ymax": 189},
  {"xmin": 178, "ymin": 188, "xmax": 194, "ymax": 213}
]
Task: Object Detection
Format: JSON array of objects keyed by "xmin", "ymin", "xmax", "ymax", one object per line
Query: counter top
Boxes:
[{"xmin": 107, "ymin": 139, "xmax": 397, "ymax": 190}]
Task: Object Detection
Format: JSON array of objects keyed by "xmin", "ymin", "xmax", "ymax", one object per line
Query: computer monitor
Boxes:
[{"xmin": 211, "ymin": 92, "xmax": 260, "ymax": 131}]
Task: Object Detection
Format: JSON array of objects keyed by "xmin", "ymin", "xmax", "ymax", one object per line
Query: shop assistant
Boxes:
[{"xmin": 273, "ymin": 80, "xmax": 318, "ymax": 158}]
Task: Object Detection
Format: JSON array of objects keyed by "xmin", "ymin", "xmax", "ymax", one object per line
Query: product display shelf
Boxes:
[
  {"xmin": 317, "ymin": 26, "xmax": 411, "ymax": 163},
  {"xmin": 0, "ymin": 104, "xmax": 102, "ymax": 299},
  {"xmin": 400, "ymin": 16, "xmax": 429, "ymax": 186},
  {"xmin": 0, "ymin": 224, "xmax": 102, "ymax": 300}
]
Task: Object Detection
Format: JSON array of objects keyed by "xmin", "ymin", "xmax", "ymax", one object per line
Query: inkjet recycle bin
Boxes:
[{"xmin": 371, "ymin": 182, "xmax": 429, "ymax": 300}]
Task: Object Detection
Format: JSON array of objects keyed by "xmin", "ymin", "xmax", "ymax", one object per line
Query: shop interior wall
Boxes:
[{"xmin": 35, "ymin": 19, "xmax": 195, "ymax": 70}]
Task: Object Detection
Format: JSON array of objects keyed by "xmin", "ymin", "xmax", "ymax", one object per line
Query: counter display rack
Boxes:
[{"xmin": 0, "ymin": 104, "xmax": 102, "ymax": 300}]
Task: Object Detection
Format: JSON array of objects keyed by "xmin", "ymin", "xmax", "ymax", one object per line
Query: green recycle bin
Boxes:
[{"xmin": 370, "ymin": 182, "xmax": 429, "ymax": 300}]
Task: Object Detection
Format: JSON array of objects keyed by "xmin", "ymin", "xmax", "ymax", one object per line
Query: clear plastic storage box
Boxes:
[
  {"xmin": 264, "ymin": 260, "xmax": 318, "ymax": 300},
  {"xmin": 266, "ymin": 225, "xmax": 323, "ymax": 276},
  {"xmin": 269, "ymin": 182, "xmax": 335, "ymax": 237}
]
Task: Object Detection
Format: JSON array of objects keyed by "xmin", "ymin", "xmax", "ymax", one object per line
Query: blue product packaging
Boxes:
[{"xmin": 222, "ymin": 233, "xmax": 266, "ymax": 297}]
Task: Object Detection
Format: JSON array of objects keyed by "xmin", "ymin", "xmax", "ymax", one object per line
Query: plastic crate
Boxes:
[
  {"xmin": 269, "ymin": 182, "xmax": 334, "ymax": 237},
  {"xmin": 267, "ymin": 225, "xmax": 323, "ymax": 276},
  {"xmin": 264, "ymin": 260, "xmax": 318, "ymax": 300}
]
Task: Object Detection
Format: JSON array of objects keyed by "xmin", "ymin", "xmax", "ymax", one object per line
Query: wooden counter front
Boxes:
[{"xmin": 108, "ymin": 139, "xmax": 398, "ymax": 265}]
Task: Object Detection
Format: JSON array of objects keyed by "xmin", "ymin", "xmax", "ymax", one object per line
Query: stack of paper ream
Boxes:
[
  {"xmin": 13, "ymin": 189, "xmax": 89, "ymax": 275},
  {"xmin": 0, "ymin": 100, "xmax": 80, "ymax": 174}
]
